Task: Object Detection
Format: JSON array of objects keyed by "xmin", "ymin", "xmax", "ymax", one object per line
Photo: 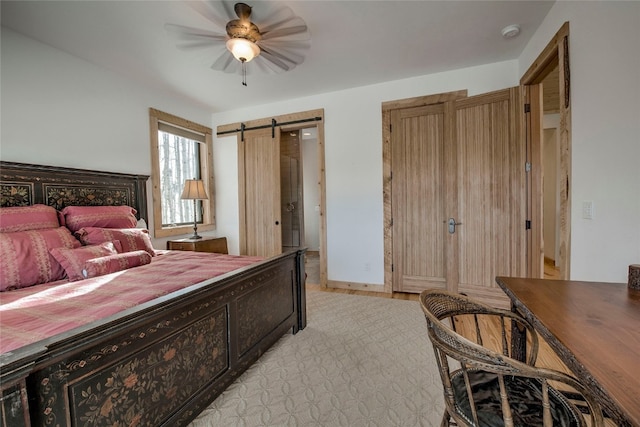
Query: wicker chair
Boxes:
[{"xmin": 419, "ymin": 289, "xmax": 604, "ymax": 427}]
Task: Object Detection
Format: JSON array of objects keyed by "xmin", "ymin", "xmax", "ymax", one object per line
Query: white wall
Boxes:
[
  {"xmin": 0, "ymin": 27, "xmax": 213, "ymax": 248},
  {"xmin": 211, "ymin": 61, "xmax": 519, "ymax": 286},
  {"xmin": 519, "ymin": 1, "xmax": 640, "ymax": 282}
]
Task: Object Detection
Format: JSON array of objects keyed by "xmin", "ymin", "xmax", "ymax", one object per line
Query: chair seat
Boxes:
[{"xmin": 451, "ymin": 370, "xmax": 583, "ymax": 427}]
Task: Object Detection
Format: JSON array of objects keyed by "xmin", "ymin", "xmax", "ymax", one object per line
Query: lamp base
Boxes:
[{"xmin": 189, "ymin": 202, "xmax": 202, "ymax": 240}]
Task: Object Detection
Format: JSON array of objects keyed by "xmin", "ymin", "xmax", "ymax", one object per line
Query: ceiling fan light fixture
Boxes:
[{"xmin": 226, "ymin": 38, "xmax": 260, "ymax": 62}]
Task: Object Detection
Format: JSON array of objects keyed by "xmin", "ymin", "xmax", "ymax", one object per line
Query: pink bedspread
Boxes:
[{"xmin": 0, "ymin": 250, "xmax": 262, "ymax": 354}]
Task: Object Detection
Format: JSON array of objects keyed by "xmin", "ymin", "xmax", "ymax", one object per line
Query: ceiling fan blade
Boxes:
[
  {"xmin": 174, "ymin": 40, "xmax": 223, "ymax": 51},
  {"xmin": 261, "ymin": 25, "xmax": 309, "ymax": 41},
  {"xmin": 251, "ymin": 4, "xmax": 311, "ymax": 71},
  {"xmin": 187, "ymin": 0, "xmax": 236, "ymax": 29},
  {"xmin": 264, "ymin": 46, "xmax": 304, "ymax": 65},
  {"xmin": 165, "ymin": 23, "xmax": 226, "ymax": 41},
  {"xmin": 259, "ymin": 40, "xmax": 309, "ymax": 63},
  {"xmin": 251, "ymin": 58, "xmax": 283, "ymax": 74},
  {"xmin": 258, "ymin": 48, "xmax": 294, "ymax": 72},
  {"xmin": 210, "ymin": 51, "xmax": 238, "ymax": 73},
  {"xmin": 260, "ymin": 38, "xmax": 311, "ymax": 50}
]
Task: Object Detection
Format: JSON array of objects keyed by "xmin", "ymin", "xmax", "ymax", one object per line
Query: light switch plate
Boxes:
[{"xmin": 582, "ymin": 201, "xmax": 594, "ymax": 220}]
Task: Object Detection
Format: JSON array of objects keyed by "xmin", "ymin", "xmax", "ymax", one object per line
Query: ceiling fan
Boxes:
[{"xmin": 165, "ymin": 1, "xmax": 311, "ymax": 86}]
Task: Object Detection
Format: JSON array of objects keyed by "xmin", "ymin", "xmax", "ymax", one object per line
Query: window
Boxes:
[{"xmin": 149, "ymin": 108, "xmax": 215, "ymax": 238}]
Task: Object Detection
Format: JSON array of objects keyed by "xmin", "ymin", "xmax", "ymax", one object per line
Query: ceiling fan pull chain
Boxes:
[{"xmin": 241, "ymin": 59, "xmax": 248, "ymax": 86}]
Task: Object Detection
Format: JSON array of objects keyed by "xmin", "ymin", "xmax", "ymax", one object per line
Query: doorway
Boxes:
[
  {"xmin": 521, "ymin": 22, "xmax": 571, "ymax": 280},
  {"xmin": 280, "ymin": 130, "xmax": 304, "ymax": 250},
  {"xmin": 280, "ymin": 127, "xmax": 321, "ymax": 256},
  {"xmin": 217, "ymin": 109, "xmax": 328, "ymax": 286}
]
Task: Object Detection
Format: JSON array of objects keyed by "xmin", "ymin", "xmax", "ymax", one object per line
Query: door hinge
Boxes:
[
  {"xmin": 526, "ymin": 220, "xmax": 531, "ymax": 230},
  {"xmin": 390, "ymin": 218, "xmax": 393, "ymax": 227},
  {"xmin": 391, "ymin": 263, "xmax": 394, "ymax": 272},
  {"xmin": 525, "ymin": 162, "xmax": 531, "ymax": 172},
  {"xmin": 524, "ymin": 103, "xmax": 531, "ymax": 113},
  {"xmin": 389, "ymin": 124, "xmax": 392, "ymax": 133}
]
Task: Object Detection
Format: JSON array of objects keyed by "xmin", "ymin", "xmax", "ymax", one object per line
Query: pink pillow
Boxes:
[
  {"xmin": 82, "ymin": 250, "xmax": 152, "ymax": 279},
  {"xmin": 0, "ymin": 204, "xmax": 60, "ymax": 232},
  {"xmin": 61, "ymin": 206, "xmax": 137, "ymax": 233},
  {"xmin": 50, "ymin": 241, "xmax": 121, "ymax": 281},
  {"xmin": 75, "ymin": 227, "xmax": 155, "ymax": 256},
  {"xmin": 0, "ymin": 227, "xmax": 81, "ymax": 291}
]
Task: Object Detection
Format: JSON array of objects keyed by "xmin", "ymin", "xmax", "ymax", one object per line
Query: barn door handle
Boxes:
[{"xmin": 444, "ymin": 218, "xmax": 462, "ymax": 234}]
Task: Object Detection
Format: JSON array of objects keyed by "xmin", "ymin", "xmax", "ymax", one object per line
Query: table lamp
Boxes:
[{"xmin": 181, "ymin": 179, "xmax": 208, "ymax": 239}]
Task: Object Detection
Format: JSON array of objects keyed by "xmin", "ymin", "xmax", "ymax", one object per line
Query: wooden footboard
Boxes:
[{"xmin": 1, "ymin": 249, "xmax": 306, "ymax": 427}]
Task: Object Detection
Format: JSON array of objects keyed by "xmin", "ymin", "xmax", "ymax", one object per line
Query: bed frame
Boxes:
[{"xmin": 0, "ymin": 161, "xmax": 307, "ymax": 426}]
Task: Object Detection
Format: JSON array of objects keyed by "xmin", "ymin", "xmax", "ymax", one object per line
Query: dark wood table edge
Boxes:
[{"xmin": 495, "ymin": 276, "xmax": 635, "ymax": 427}]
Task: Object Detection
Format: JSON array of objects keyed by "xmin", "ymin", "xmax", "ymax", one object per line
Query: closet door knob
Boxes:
[{"xmin": 444, "ymin": 218, "xmax": 462, "ymax": 234}]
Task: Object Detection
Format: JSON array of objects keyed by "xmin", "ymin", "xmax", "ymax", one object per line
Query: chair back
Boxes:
[{"xmin": 420, "ymin": 289, "xmax": 604, "ymax": 427}]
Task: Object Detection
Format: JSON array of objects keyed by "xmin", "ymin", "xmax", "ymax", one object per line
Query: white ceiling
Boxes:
[{"xmin": 1, "ymin": 0, "xmax": 554, "ymax": 113}]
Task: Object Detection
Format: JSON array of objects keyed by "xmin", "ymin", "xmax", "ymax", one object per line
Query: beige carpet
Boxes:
[{"xmin": 188, "ymin": 290, "xmax": 445, "ymax": 427}]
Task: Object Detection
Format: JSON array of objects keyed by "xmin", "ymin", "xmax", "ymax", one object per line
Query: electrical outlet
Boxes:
[
  {"xmin": 582, "ymin": 201, "xmax": 594, "ymax": 220},
  {"xmin": 364, "ymin": 262, "xmax": 371, "ymax": 272}
]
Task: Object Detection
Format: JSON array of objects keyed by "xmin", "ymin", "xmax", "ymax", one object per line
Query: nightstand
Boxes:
[{"xmin": 166, "ymin": 236, "xmax": 228, "ymax": 254}]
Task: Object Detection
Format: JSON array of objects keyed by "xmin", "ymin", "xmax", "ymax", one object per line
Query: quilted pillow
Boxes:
[
  {"xmin": 75, "ymin": 227, "xmax": 156, "ymax": 256},
  {"xmin": 61, "ymin": 206, "xmax": 137, "ymax": 233},
  {"xmin": 0, "ymin": 204, "xmax": 60, "ymax": 232},
  {"xmin": 50, "ymin": 241, "xmax": 122, "ymax": 281},
  {"xmin": 82, "ymin": 250, "xmax": 152, "ymax": 279},
  {"xmin": 0, "ymin": 227, "xmax": 81, "ymax": 291}
]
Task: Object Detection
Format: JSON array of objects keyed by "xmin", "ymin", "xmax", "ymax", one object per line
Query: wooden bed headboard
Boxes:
[{"xmin": 0, "ymin": 161, "xmax": 149, "ymax": 221}]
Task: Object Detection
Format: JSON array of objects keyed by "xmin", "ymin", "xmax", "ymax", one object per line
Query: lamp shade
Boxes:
[
  {"xmin": 181, "ymin": 179, "xmax": 208, "ymax": 200},
  {"xmin": 226, "ymin": 38, "xmax": 260, "ymax": 62}
]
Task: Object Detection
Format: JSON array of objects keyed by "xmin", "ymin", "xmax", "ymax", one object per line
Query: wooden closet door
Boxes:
[
  {"xmin": 391, "ymin": 104, "xmax": 448, "ymax": 293},
  {"xmin": 454, "ymin": 87, "xmax": 526, "ymax": 306},
  {"xmin": 390, "ymin": 87, "xmax": 526, "ymax": 306},
  {"xmin": 238, "ymin": 128, "xmax": 282, "ymax": 257}
]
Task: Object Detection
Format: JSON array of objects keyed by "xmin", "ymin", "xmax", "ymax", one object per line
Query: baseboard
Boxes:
[{"xmin": 327, "ymin": 280, "xmax": 386, "ymax": 293}]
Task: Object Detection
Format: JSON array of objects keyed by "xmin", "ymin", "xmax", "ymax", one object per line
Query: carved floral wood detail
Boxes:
[
  {"xmin": 45, "ymin": 186, "xmax": 131, "ymax": 209},
  {"xmin": 0, "ymin": 161, "xmax": 148, "ymax": 220},
  {"xmin": 34, "ymin": 305, "xmax": 228, "ymax": 426},
  {"xmin": 0, "ymin": 184, "xmax": 132, "ymax": 209},
  {"xmin": 0, "ymin": 183, "xmax": 32, "ymax": 207}
]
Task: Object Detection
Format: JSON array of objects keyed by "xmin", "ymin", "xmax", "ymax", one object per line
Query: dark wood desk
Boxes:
[{"xmin": 496, "ymin": 277, "xmax": 640, "ymax": 427}]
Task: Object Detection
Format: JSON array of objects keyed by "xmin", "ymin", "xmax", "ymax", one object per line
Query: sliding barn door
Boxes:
[
  {"xmin": 238, "ymin": 128, "xmax": 282, "ymax": 257},
  {"xmin": 391, "ymin": 87, "xmax": 526, "ymax": 306}
]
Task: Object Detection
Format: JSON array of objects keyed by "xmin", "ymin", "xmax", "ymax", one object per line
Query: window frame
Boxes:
[{"xmin": 149, "ymin": 108, "xmax": 215, "ymax": 238}]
